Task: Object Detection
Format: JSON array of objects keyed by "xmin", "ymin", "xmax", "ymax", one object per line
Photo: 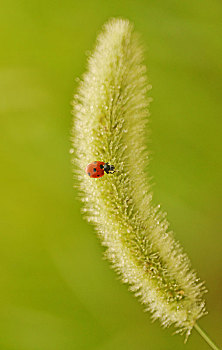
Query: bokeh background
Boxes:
[{"xmin": 0, "ymin": 0, "xmax": 222, "ymax": 349}]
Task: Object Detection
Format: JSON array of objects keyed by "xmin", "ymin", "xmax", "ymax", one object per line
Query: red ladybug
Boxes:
[{"xmin": 85, "ymin": 161, "xmax": 115, "ymax": 178}]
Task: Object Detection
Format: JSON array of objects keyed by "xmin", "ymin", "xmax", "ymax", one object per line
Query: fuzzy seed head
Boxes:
[{"xmin": 71, "ymin": 18, "xmax": 207, "ymax": 338}]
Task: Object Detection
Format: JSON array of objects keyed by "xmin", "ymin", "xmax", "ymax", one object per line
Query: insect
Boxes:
[{"xmin": 85, "ymin": 161, "xmax": 115, "ymax": 178}]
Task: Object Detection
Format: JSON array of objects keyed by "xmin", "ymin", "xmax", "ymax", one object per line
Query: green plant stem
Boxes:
[{"xmin": 194, "ymin": 324, "xmax": 221, "ymax": 350}]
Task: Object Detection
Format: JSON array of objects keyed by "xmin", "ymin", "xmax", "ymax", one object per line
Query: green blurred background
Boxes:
[{"xmin": 0, "ymin": 0, "xmax": 221, "ymax": 349}]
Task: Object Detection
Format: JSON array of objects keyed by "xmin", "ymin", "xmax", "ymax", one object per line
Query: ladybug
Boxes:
[{"xmin": 85, "ymin": 161, "xmax": 115, "ymax": 178}]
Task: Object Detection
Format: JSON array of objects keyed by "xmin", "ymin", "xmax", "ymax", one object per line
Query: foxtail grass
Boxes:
[{"xmin": 71, "ymin": 18, "xmax": 220, "ymax": 348}]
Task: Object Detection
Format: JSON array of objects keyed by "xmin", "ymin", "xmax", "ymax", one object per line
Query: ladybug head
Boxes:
[{"xmin": 104, "ymin": 162, "xmax": 115, "ymax": 174}]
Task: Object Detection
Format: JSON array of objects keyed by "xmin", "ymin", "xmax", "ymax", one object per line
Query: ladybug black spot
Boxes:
[
  {"xmin": 94, "ymin": 161, "xmax": 97, "ymax": 164},
  {"xmin": 88, "ymin": 172, "xmax": 91, "ymax": 176},
  {"xmin": 100, "ymin": 164, "xmax": 103, "ymax": 169},
  {"xmin": 97, "ymin": 174, "xmax": 99, "ymax": 177},
  {"xmin": 93, "ymin": 168, "xmax": 96, "ymax": 172}
]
